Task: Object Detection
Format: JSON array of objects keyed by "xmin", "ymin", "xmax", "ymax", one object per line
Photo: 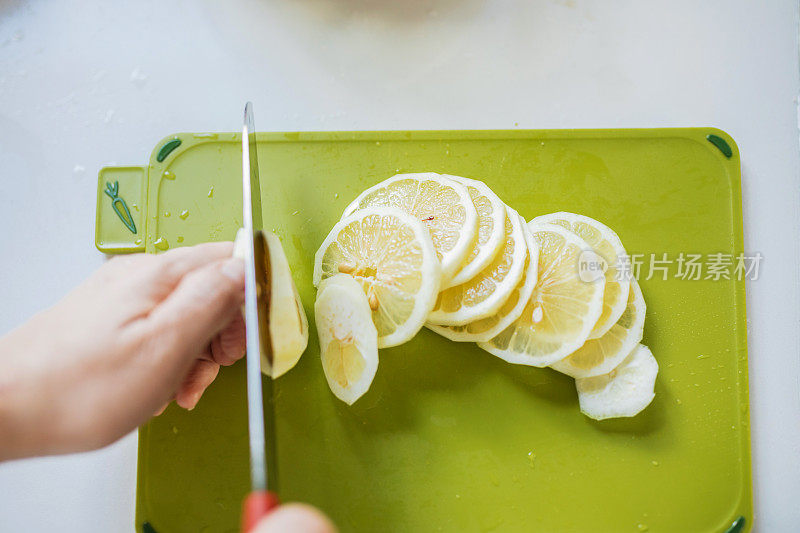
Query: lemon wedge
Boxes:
[
  {"xmin": 315, "ymin": 274, "xmax": 379, "ymax": 405},
  {"xmin": 444, "ymin": 175, "xmax": 506, "ymax": 288},
  {"xmin": 314, "ymin": 206, "xmax": 440, "ymax": 347},
  {"xmin": 478, "ymin": 222, "xmax": 604, "ymax": 367},
  {"xmin": 427, "ymin": 208, "xmax": 528, "ymax": 326},
  {"xmin": 342, "ymin": 173, "xmax": 477, "ymax": 285},
  {"xmin": 531, "ymin": 212, "xmax": 630, "ymax": 339},
  {"xmin": 233, "ymin": 229, "xmax": 309, "ymax": 378},
  {"xmin": 551, "ymin": 278, "xmax": 646, "ymax": 378},
  {"xmin": 576, "ymin": 344, "xmax": 658, "ymax": 420}
]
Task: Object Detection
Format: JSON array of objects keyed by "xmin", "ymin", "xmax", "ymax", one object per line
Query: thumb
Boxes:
[
  {"xmin": 251, "ymin": 504, "xmax": 337, "ymax": 533},
  {"xmin": 145, "ymin": 257, "xmax": 245, "ymax": 377}
]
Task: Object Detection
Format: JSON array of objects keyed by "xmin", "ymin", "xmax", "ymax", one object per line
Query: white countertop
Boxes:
[{"xmin": 1, "ymin": 0, "xmax": 798, "ymax": 531}]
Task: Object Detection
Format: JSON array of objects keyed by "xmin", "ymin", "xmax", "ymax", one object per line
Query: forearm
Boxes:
[
  {"xmin": 0, "ymin": 319, "xmax": 56, "ymax": 461},
  {"xmin": 0, "ymin": 311, "xmax": 114, "ymax": 461}
]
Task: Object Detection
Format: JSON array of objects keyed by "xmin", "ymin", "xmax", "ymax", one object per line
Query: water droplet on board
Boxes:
[
  {"xmin": 527, "ymin": 451, "xmax": 536, "ymax": 468},
  {"xmin": 207, "ymin": 186, "xmax": 215, "ymax": 198},
  {"xmin": 177, "ymin": 236, "xmax": 184, "ymax": 243},
  {"xmin": 164, "ymin": 211, "xmax": 170, "ymax": 218},
  {"xmin": 179, "ymin": 210, "xmax": 189, "ymax": 220},
  {"xmin": 172, "ymin": 426, "xmax": 178, "ymax": 435},
  {"xmin": 131, "ymin": 203, "xmax": 139, "ymax": 211},
  {"xmin": 637, "ymin": 524, "xmax": 649, "ymax": 532},
  {"xmin": 154, "ymin": 237, "xmax": 169, "ymax": 251},
  {"xmin": 651, "ymin": 460, "xmax": 659, "ymax": 467},
  {"xmin": 162, "ymin": 170, "xmax": 176, "ymax": 180},
  {"xmin": 135, "ymin": 239, "xmax": 143, "ymax": 245}
]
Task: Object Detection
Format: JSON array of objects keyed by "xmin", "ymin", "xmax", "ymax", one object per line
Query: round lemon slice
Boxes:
[
  {"xmin": 315, "ymin": 274, "xmax": 379, "ymax": 405},
  {"xmin": 478, "ymin": 222, "xmax": 605, "ymax": 367},
  {"xmin": 427, "ymin": 221, "xmax": 539, "ymax": 342},
  {"xmin": 426, "ymin": 208, "xmax": 528, "ymax": 326},
  {"xmin": 550, "ymin": 278, "xmax": 646, "ymax": 378},
  {"xmin": 444, "ymin": 175, "xmax": 506, "ymax": 288},
  {"xmin": 314, "ymin": 206, "xmax": 440, "ymax": 348},
  {"xmin": 576, "ymin": 344, "xmax": 658, "ymax": 420},
  {"xmin": 530, "ymin": 212, "xmax": 630, "ymax": 339},
  {"xmin": 342, "ymin": 173, "xmax": 477, "ymax": 284}
]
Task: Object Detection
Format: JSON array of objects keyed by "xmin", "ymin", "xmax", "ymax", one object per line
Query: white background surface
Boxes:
[{"xmin": 1, "ymin": 0, "xmax": 798, "ymax": 531}]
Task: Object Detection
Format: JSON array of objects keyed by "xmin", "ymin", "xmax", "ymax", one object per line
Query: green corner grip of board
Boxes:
[
  {"xmin": 140, "ymin": 522, "xmax": 157, "ymax": 533},
  {"xmin": 707, "ymin": 133, "xmax": 733, "ymax": 158},
  {"xmin": 96, "ymin": 166, "xmax": 147, "ymax": 254},
  {"xmin": 156, "ymin": 138, "xmax": 182, "ymax": 162},
  {"xmin": 723, "ymin": 516, "xmax": 746, "ymax": 533}
]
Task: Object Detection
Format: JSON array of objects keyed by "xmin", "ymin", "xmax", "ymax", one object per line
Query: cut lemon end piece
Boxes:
[
  {"xmin": 233, "ymin": 229, "xmax": 308, "ymax": 378},
  {"xmin": 314, "ymin": 206, "xmax": 441, "ymax": 348},
  {"xmin": 428, "ymin": 220, "xmax": 539, "ymax": 342},
  {"xmin": 551, "ymin": 278, "xmax": 646, "ymax": 378},
  {"xmin": 576, "ymin": 344, "xmax": 658, "ymax": 420},
  {"xmin": 427, "ymin": 208, "xmax": 528, "ymax": 326},
  {"xmin": 531, "ymin": 212, "xmax": 630, "ymax": 339},
  {"xmin": 478, "ymin": 222, "xmax": 605, "ymax": 367},
  {"xmin": 315, "ymin": 274, "xmax": 379, "ymax": 405},
  {"xmin": 342, "ymin": 173, "xmax": 477, "ymax": 284},
  {"xmin": 443, "ymin": 175, "xmax": 506, "ymax": 288}
]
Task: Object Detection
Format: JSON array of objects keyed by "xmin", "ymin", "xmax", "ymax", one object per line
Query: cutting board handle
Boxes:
[{"xmin": 95, "ymin": 166, "xmax": 147, "ymax": 254}]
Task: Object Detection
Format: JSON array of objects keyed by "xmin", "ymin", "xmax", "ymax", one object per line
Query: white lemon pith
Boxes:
[
  {"xmin": 478, "ymin": 222, "xmax": 605, "ymax": 367},
  {"xmin": 427, "ymin": 220, "xmax": 539, "ymax": 342},
  {"xmin": 342, "ymin": 173, "xmax": 477, "ymax": 284},
  {"xmin": 444, "ymin": 175, "xmax": 506, "ymax": 288},
  {"xmin": 315, "ymin": 274, "xmax": 379, "ymax": 405},
  {"xmin": 551, "ymin": 278, "xmax": 646, "ymax": 378},
  {"xmin": 531, "ymin": 212, "xmax": 630, "ymax": 339},
  {"xmin": 313, "ymin": 206, "xmax": 441, "ymax": 348},
  {"xmin": 233, "ymin": 229, "xmax": 309, "ymax": 378},
  {"xmin": 426, "ymin": 208, "xmax": 528, "ymax": 326},
  {"xmin": 576, "ymin": 344, "xmax": 658, "ymax": 420}
]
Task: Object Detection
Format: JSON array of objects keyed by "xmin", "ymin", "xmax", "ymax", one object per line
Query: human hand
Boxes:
[{"xmin": 0, "ymin": 242, "xmax": 245, "ymax": 460}]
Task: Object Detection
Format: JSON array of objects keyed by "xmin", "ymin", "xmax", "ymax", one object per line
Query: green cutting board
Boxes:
[{"xmin": 96, "ymin": 129, "xmax": 752, "ymax": 533}]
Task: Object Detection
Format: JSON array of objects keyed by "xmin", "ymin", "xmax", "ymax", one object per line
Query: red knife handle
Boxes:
[{"xmin": 242, "ymin": 490, "xmax": 280, "ymax": 532}]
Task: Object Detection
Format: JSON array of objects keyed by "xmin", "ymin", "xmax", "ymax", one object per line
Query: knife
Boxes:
[{"xmin": 240, "ymin": 101, "xmax": 280, "ymax": 532}]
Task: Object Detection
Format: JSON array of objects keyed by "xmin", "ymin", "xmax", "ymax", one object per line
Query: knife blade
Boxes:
[{"xmin": 240, "ymin": 101, "xmax": 280, "ymax": 531}]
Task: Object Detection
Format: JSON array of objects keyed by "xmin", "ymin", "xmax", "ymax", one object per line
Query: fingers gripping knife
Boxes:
[{"xmin": 240, "ymin": 102, "xmax": 280, "ymax": 531}]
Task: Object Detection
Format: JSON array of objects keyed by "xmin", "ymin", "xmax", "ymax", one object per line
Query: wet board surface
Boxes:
[{"xmin": 96, "ymin": 129, "xmax": 752, "ymax": 533}]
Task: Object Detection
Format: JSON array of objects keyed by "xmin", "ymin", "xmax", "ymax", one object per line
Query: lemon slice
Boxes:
[
  {"xmin": 427, "ymin": 221, "xmax": 539, "ymax": 342},
  {"xmin": 444, "ymin": 175, "xmax": 506, "ymax": 288},
  {"xmin": 478, "ymin": 223, "xmax": 604, "ymax": 367},
  {"xmin": 313, "ymin": 206, "xmax": 440, "ymax": 348},
  {"xmin": 530, "ymin": 212, "xmax": 630, "ymax": 339},
  {"xmin": 315, "ymin": 274, "xmax": 379, "ymax": 405},
  {"xmin": 426, "ymin": 208, "xmax": 528, "ymax": 326},
  {"xmin": 342, "ymin": 173, "xmax": 477, "ymax": 284},
  {"xmin": 551, "ymin": 278, "xmax": 646, "ymax": 378},
  {"xmin": 576, "ymin": 344, "xmax": 658, "ymax": 420},
  {"xmin": 233, "ymin": 229, "xmax": 308, "ymax": 378}
]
